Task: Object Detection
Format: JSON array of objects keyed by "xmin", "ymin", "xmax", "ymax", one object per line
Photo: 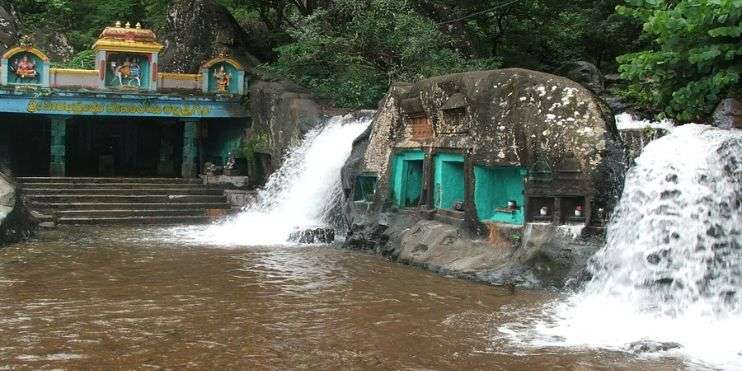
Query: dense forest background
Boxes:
[{"xmin": 2, "ymin": 0, "xmax": 740, "ymax": 121}]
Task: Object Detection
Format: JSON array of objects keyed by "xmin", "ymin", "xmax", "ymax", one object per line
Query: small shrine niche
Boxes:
[
  {"xmin": 105, "ymin": 53, "xmax": 151, "ymax": 89},
  {"xmin": 400, "ymin": 97, "xmax": 433, "ymax": 141},
  {"xmin": 92, "ymin": 21, "xmax": 163, "ymax": 91},
  {"xmin": 438, "ymin": 93, "xmax": 470, "ymax": 134},
  {"xmin": 200, "ymin": 56, "xmax": 246, "ymax": 95},
  {"xmin": 1, "ymin": 44, "xmax": 50, "ymax": 87}
]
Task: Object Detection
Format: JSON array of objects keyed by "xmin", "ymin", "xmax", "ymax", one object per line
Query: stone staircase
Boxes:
[{"xmin": 18, "ymin": 177, "xmax": 233, "ymax": 226}]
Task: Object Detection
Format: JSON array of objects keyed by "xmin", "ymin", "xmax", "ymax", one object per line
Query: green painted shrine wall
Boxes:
[
  {"xmin": 474, "ymin": 165, "xmax": 527, "ymax": 225},
  {"xmin": 207, "ymin": 62, "xmax": 240, "ymax": 94},
  {"xmin": 204, "ymin": 121, "xmax": 244, "ymax": 166},
  {"xmin": 391, "ymin": 150, "xmax": 424, "ymax": 207},
  {"xmin": 433, "ymin": 153, "xmax": 465, "ymax": 209}
]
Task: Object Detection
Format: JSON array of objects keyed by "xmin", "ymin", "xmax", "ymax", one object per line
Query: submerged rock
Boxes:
[
  {"xmin": 627, "ymin": 340, "xmax": 682, "ymax": 354},
  {"xmin": 289, "ymin": 228, "xmax": 335, "ymax": 244}
]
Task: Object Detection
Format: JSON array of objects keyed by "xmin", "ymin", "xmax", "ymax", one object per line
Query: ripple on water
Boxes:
[{"xmin": 0, "ymin": 226, "xmax": 688, "ymax": 369}]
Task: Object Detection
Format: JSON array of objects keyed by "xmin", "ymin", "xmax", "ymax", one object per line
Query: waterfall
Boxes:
[
  {"xmin": 501, "ymin": 121, "xmax": 742, "ymax": 369},
  {"xmin": 171, "ymin": 111, "xmax": 373, "ymax": 246}
]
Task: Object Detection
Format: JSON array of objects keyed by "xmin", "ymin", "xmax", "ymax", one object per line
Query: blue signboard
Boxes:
[{"xmin": 0, "ymin": 91, "xmax": 248, "ymax": 118}]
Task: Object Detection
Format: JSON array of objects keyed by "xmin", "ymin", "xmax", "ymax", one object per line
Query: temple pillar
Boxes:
[
  {"xmin": 157, "ymin": 120, "xmax": 178, "ymax": 177},
  {"xmin": 49, "ymin": 116, "xmax": 68, "ymax": 177},
  {"xmin": 181, "ymin": 119, "xmax": 200, "ymax": 178}
]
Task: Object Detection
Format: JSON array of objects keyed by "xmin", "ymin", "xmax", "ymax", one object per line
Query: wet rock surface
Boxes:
[
  {"xmin": 713, "ymin": 98, "xmax": 742, "ymax": 130},
  {"xmin": 289, "ymin": 228, "xmax": 335, "ymax": 244},
  {"xmin": 0, "ymin": 171, "xmax": 36, "ymax": 246},
  {"xmin": 627, "ymin": 340, "xmax": 682, "ymax": 354}
]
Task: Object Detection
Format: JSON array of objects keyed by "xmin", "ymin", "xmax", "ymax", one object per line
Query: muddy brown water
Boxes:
[{"xmin": 0, "ymin": 226, "xmax": 684, "ymax": 370}]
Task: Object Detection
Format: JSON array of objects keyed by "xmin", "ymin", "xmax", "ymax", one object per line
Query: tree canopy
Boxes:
[
  {"xmin": 616, "ymin": 0, "xmax": 741, "ymax": 122},
  {"xmin": 3, "ymin": 0, "xmax": 738, "ymax": 119}
]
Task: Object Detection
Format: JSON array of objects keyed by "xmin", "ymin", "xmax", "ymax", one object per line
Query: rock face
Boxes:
[
  {"xmin": 0, "ymin": 171, "xmax": 36, "ymax": 246},
  {"xmin": 341, "ymin": 68, "xmax": 625, "ymax": 288},
  {"xmin": 0, "ymin": 5, "xmax": 20, "ymax": 52},
  {"xmin": 0, "ymin": 5, "xmax": 73, "ymax": 61},
  {"xmin": 555, "ymin": 61, "xmax": 605, "ymax": 95},
  {"xmin": 713, "ymin": 98, "xmax": 742, "ymax": 129},
  {"xmin": 159, "ymin": 0, "xmax": 261, "ymax": 73},
  {"xmin": 248, "ymin": 77, "xmax": 324, "ymax": 171}
]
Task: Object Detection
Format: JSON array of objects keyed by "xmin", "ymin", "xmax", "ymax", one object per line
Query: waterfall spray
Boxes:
[
  {"xmin": 171, "ymin": 112, "xmax": 373, "ymax": 246},
  {"xmin": 500, "ymin": 120, "xmax": 742, "ymax": 369}
]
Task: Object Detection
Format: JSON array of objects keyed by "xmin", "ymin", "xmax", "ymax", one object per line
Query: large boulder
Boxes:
[
  {"xmin": 341, "ymin": 68, "xmax": 626, "ymax": 288},
  {"xmin": 555, "ymin": 61, "xmax": 605, "ymax": 95},
  {"xmin": 159, "ymin": 0, "xmax": 261, "ymax": 73},
  {"xmin": 0, "ymin": 4, "xmax": 20, "ymax": 52},
  {"xmin": 0, "ymin": 171, "xmax": 36, "ymax": 246}
]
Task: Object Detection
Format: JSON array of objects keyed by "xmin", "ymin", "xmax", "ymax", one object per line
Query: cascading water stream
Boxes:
[
  {"xmin": 170, "ymin": 111, "xmax": 373, "ymax": 246},
  {"xmin": 500, "ymin": 120, "xmax": 742, "ymax": 369}
]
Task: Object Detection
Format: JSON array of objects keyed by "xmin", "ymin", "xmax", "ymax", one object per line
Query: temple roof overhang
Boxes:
[
  {"xmin": 0, "ymin": 90, "xmax": 249, "ymax": 119},
  {"xmin": 92, "ymin": 39, "xmax": 164, "ymax": 54},
  {"xmin": 92, "ymin": 22, "xmax": 164, "ymax": 53},
  {"xmin": 1, "ymin": 46, "xmax": 49, "ymax": 61}
]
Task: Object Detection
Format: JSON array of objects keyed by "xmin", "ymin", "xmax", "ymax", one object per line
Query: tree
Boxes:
[
  {"xmin": 265, "ymin": 0, "xmax": 501, "ymax": 108},
  {"xmin": 617, "ymin": 0, "xmax": 741, "ymax": 122}
]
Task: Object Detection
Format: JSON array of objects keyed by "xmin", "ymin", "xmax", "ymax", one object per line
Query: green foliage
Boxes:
[
  {"xmin": 57, "ymin": 50, "xmax": 96, "ymax": 69},
  {"xmin": 265, "ymin": 0, "xmax": 501, "ymax": 108},
  {"xmin": 11, "ymin": 0, "xmax": 171, "ymax": 52},
  {"xmin": 616, "ymin": 0, "xmax": 741, "ymax": 122}
]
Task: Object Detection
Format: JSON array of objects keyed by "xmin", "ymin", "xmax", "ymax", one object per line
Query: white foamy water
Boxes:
[
  {"xmin": 501, "ymin": 120, "xmax": 742, "ymax": 369},
  {"xmin": 171, "ymin": 112, "xmax": 372, "ymax": 246},
  {"xmin": 615, "ymin": 112, "xmax": 675, "ymax": 131}
]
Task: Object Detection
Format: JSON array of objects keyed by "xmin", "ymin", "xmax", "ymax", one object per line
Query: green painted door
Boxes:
[
  {"xmin": 433, "ymin": 153, "xmax": 465, "ymax": 209},
  {"xmin": 391, "ymin": 150, "xmax": 425, "ymax": 207}
]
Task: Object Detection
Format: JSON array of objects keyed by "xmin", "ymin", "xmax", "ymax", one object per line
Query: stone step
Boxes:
[
  {"xmin": 18, "ymin": 177, "xmax": 202, "ymax": 185},
  {"xmin": 30, "ymin": 202, "xmax": 232, "ymax": 211},
  {"xmin": 25, "ymin": 194, "xmax": 227, "ymax": 203},
  {"xmin": 56, "ymin": 209, "xmax": 208, "ymax": 218},
  {"xmin": 56, "ymin": 215, "xmax": 210, "ymax": 225},
  {"xmin": 22, "ymin": 188, "xmax": 225, "ymax": 196}
]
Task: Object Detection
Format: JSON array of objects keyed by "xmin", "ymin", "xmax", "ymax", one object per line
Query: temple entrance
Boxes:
[
  {"xmin": 433, "ymin": 153, "xmax": 465, "ymax": 210},
  {"xmin": 66, "ymin": 117, "xmax": 183, "ymax": 177},
  {"xmin": 391, "ymin": 150, "xmax": 425, "ymax": 207},
  {"xmin": 0, "ymin": 114, "xmax": 51, "ymax": 176}
]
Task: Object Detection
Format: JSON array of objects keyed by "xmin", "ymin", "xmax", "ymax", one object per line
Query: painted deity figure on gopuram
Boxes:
[
  {"xmin": 11, "ymin": 55, "xmax": 38, "ymax": 82},
  {"xmin": 214, "ymin": 66, "xmax": 231, "ymax": 92},
  {"xmin": 110, "ymin": 57, "xmax": 142, "ymax": 88}
]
